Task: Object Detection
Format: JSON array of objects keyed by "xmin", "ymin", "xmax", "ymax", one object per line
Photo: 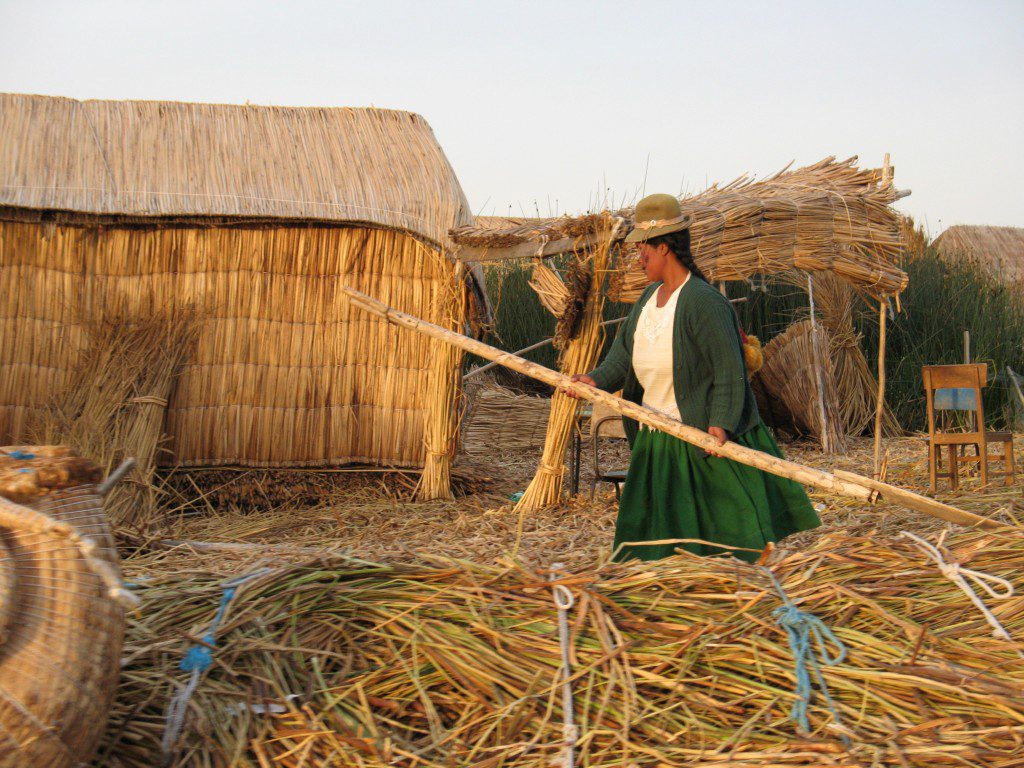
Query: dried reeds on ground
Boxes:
[
  {"xmin": 27, "ymin": 307, "xmax": 199, "ymax": 531},
  {"xmin": 101, "ymin": 520, "xmax": 1024, "ymax": 767}
]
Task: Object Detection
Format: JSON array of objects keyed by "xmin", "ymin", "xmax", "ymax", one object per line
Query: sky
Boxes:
[{"xmin": 2, "ymin": 0, "xmax": 1022, "ymax": 234}]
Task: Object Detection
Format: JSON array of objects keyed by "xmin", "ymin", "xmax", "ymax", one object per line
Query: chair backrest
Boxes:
[
  {"xmin": 922, "ymin": 363, "xmax": 987, "ymax": 436},
  {"xmin": 922, "ymin": 363, "xmax": 987, "ymax": 393}
]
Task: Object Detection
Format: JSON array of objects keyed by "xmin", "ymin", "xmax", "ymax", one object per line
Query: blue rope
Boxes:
[
  {"xmin": 180, "ymin": 585, "xmax": 237, "ymax": 673},
  {"xmin": 764, "ymin": 569, "xmax": 849, "ymax": 741},
  {"xmin": 9, "ymin": 450, "xmax": 35, "ymax": 460}
]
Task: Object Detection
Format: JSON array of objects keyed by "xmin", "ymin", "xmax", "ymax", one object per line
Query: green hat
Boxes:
[{"xmin": 624, "ymin": 193, "xmax": 693, "ymax": 243}]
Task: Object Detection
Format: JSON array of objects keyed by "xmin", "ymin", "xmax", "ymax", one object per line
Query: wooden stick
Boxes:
[
  {"xmin": 832, "ymin": 471, "xmax": 999, "ymax": 530},
  {"xmin": 873, "ymin": 298, "xmax": 888, "ymax": 477},
  {"xmin": 340, "ymin": 286, "xmax": 1009, "ymax": 528},
  {"xmin": 343, "ymin": 286, "xmax": 873, "ymax": 499}
]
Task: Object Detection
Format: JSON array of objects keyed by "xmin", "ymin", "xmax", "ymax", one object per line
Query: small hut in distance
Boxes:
[
  {"xmin": 933, "ymin": 225, "xmax": 1024, "ymax": 286},
  {"xmin": 0, "ymin": 93, "xmax": 476, "ymax": 498}
]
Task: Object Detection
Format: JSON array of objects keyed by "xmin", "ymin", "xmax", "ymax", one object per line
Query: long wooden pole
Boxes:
[
  {"xmin": 873, "ymin": 297, "xmax": 888, "ymax": 477},
  {"xmin": 342, "ymin": 286, "xmax": 1002, "ymax": 530}
]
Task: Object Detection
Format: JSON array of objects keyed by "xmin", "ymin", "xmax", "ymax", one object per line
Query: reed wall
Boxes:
[{"xmin": 0, "ymin": 218, "xmax": 460, "ymax": 467}]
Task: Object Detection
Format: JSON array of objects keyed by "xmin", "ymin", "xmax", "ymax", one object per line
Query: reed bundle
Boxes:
[
  {"xmin": 528, "ymin": 262, "xmax": 571, "ymax": 317},
  {"xmin": 26, "ymin": 308, "xmax": 198, "ymax": 531},
  {"xmin": 515, "ymin": 223, "xmax": 616, "ymax": 511},
  {"xmin": 417, "ymin": 263, "xmax": 468, "ymax": 500},
  {"xmin": 603, "ymin": 157, "xmax": 908, "ymax": 302},
  {"xmin": 755, "ymin": 320, "xmax": 848, "ymax": 453},
  {"xmin": 793, "ymin": 273, "xmax": 901, "ymax": 437},
  {"xmin": 100, "ymin": 527, "xmax": 1024, "ymax": 767}
]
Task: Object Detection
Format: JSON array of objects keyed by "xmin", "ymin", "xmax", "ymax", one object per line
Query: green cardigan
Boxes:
[{"xmin": 589, "ymin": 278, "xmax": 760, "ymax": 446}]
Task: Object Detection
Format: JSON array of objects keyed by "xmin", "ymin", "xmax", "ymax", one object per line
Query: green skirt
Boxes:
[{"xmin": 613, "ymin": 423, "xmax": 820, "ymax": 563}]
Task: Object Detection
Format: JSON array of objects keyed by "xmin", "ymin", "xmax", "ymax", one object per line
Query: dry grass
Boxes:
[{"xmin": 103, "ymin": 520, "xmax": 1024, "ymax": 767}]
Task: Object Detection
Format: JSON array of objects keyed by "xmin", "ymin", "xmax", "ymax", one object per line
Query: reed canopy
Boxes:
[
  {"xmin": 0, "ymin": 93, "xmax": 475, "ymax": 494},
  {"xmin": 933, "ymin": 224, "xmax": 1024, "ymax": 286}
]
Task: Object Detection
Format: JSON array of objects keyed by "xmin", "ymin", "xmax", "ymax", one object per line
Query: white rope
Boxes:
[
  {"xmin": 161, "ymin": 667, "xmax": 201, "ymax": 763},
  {"xmin": 900, "ymin": 531, "xmax": 1023, "ymax": 656},
  {"xmin": 550, "ymin": 562, "xmax": 577, "ymax": 768}
]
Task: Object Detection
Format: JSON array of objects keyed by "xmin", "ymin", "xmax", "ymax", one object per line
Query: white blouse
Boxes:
[{"xmin": 632, "ymin": 275, "xmax": 689, "ymax": 420}]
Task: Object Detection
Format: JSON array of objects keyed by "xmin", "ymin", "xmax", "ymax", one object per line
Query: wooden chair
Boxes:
[{"xmin": 923, "ymin": 364, "xmax": 1015, "ymax": 493}]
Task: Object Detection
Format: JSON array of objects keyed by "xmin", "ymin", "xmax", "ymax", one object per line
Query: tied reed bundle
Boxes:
[
  {"xmin": 791, "ymin": 273, "xmax": 901, "ymax": 437},
  {"xmin": 100, "ymin": 528, "xmax": 1024, "ymax": 767},
  {"xmin": 27, "ymin": 307, "xmax": 199, "ymax": 532},
  {"xmin": 417, "ymin": 261, "xmax": 468, "ymax": 500},
  {"xmin": 755, "ymin": 320, "xmax": 848, "ymax": 453},
  {"xmin": 515, "ymin": 221, "xmax": 616, "ymax": 511}
]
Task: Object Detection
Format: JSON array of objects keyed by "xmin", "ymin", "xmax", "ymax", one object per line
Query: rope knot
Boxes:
[
  {"xmin": 180, "ymin": 634, "xmax": 216, "ymax": 673},
  {"xmin": 764, "ymin": 568, "xmax": 849, "ymax": 740}
]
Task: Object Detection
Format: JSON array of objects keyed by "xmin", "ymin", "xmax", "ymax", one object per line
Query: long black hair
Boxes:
[{"xmin": 645, "ymin": 229, "xmax": 708, "ymax": 282}]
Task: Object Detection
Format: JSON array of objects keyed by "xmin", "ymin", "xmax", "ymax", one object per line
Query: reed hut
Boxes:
[
  {"xmin": 0, "ymin": 93, "xmax": 476, "ymax": 498},
  {"xmin": 933, "ymin": 224, "xmax": 1024, "ymax": 285},
  {"xmin": 451, "ymin": 157, "xmax": 910, "ymax": 508}
]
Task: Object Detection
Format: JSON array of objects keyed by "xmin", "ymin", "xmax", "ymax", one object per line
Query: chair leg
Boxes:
[
  {"xmin": 929, "ymin": 442, "xmax": 938, "ymax": 494},
  {"xmin": 1004, "ymin": 439, "xmax": 1016, "ymax": 486},
  {"xmin": 947, "ymin": 444, "xmax": 959, "ymax": 490},
  {"xmin": 980, "ymin": 442, "xmax": 990, "ymax": 487}
]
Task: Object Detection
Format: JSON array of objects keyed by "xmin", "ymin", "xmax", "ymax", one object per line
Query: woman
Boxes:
[{"xmin": 572, "ymin": 193, "xmax": 819, "ymax": 562}]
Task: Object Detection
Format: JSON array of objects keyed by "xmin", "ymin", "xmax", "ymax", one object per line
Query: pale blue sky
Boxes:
[{"xmin": 2, "ymin": 1, "xmax": 1022, "ymax": 232}]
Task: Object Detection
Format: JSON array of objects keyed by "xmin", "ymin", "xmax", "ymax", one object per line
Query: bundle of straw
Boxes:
[
  {"xmin": 607, "ymin": 157, "xmax": 907, "ymax": 303},
  {"xmin": 515, "ymin": 222, "xmax": 615, "ymax": 511},
  {"xmin": 417, "ymin": 262, "xmax": 468, "ymax": 500},
  {"xmin": 27, "ymin": 307, "xmax": 198, "ymax": 532},
  {"xmin": 100, "ymin": 528, "xmax": 1024, "ymax": 767},
  {"xmin": 528, "ymin": 262, "xmax": 571, "ymax": 317},
  {"xmin": 755, "ymin": 320, "xmax": 848, "ymax": 453},
  {"xmin": 792, "ymin": 273, "xmax": 901, "ymax": 436}
]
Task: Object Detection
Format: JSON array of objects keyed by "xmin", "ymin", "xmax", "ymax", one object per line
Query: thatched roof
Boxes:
[
  {"xmin": 0, "ymin": 93, "xmax": 472, "ymax": 246},
  {"xmin": 933, "ymin": 225, "xmax": 1024, "ymax": 284},
  {"xmin": 451, "ymin": 157, "xmax": 910, "ymax": 297}
]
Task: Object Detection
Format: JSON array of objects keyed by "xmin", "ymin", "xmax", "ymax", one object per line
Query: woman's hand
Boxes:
[
  {"xmin": 564, "ymin": 374, "xmax": 596, "ymax": 399},
  {"xmin": 707, "ymin": 426, "xmax": 728, "ymax": 457}
]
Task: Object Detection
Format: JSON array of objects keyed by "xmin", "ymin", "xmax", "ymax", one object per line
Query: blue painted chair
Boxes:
[{"xmin": 923, "ymin": 364, "xmax": 1015, "ymax": 493}]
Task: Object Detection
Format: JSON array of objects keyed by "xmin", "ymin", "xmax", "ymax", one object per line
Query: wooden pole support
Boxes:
[
  {"xmin": 341, "ymin": 285, "xmax": 1007, "ymax": 528},
  {"xmin": 873, "ymin": 298, "xmax": 888, "ymax": 477}
]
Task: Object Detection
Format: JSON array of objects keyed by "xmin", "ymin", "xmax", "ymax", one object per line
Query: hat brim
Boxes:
[{"xmin": 623, "ymin": 217, "xmax": 691, "ymax": 244}]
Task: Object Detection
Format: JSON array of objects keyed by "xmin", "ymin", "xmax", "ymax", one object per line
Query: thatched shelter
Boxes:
[
  {"xmin": 933, "ymin": 225, "xmax": 1024, "ymax": 285},
  {"xmin": 451, "ymin": 157, "xmax": 909, "ymax": 507},
  {"xmin": 0, "ymin": 93, "xmax": 475, "ymax": 498}
]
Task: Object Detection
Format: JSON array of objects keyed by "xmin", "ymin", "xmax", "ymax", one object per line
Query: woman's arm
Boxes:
[
  {"xmin": 693, "ymin": 295, "xmax": 748, "ymax": 435},
  {"xmin": 586, "ymin": 319, "xmax": 631, "ymax": 392}
]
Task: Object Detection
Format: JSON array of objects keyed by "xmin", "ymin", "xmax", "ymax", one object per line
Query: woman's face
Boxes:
[{"xmin": 637, "ymin": 242, "xmax": 672, "ymax": 282}]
